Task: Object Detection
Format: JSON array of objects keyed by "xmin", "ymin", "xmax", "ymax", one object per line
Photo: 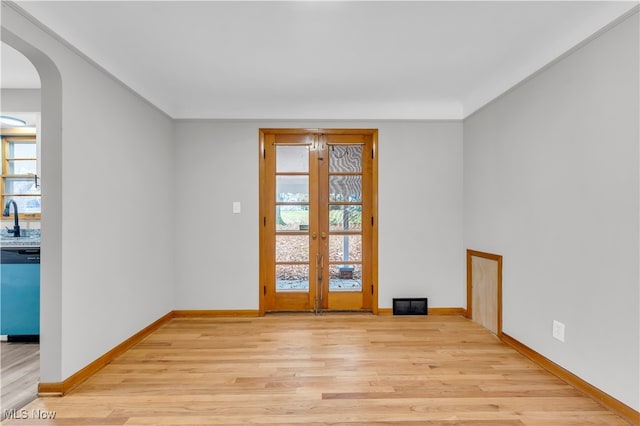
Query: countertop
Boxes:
[{"xmin": 0, "ymin": 229, "xmax": 41, "ymax": 247}]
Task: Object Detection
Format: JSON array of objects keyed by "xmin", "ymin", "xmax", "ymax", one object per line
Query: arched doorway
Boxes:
[
  {"xmin": 1, "ymin": 27, "xmax": 64, "ymax": 401},
  {"xmin": 1, "ymin": 41, "xmax": 41, "ymax": 413}
]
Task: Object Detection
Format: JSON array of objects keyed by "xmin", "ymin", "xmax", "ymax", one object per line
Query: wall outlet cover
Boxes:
[{"xmin": 552, "ymin": 320, "xmax": 565, "ymax": 342}]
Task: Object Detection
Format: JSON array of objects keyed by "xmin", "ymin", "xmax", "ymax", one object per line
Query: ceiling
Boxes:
[{"xmin": 2, "ymin": 1, "xmax": 638, "ymax": 120}]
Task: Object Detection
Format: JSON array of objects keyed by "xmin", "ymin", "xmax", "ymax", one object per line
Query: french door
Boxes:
[{"xmin": 259, "ymin": 129, "xmax": 378, "ymax": 313}]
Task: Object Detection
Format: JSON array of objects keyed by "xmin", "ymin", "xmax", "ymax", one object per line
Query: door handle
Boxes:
[
  {"xmin": 312, "ymin": 232, "xmax": 317, "ymax": 239},
  {"xmin": 321, "ymin": 232, "xmax": 327, "ymax": 239}
]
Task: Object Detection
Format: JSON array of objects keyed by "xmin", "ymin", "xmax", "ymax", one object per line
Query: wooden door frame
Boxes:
[
  {"xmin": 466, "ymin": 249, "xmax": 503, "ymax": 337},
  {"xmin": 258, "ymin": 128, "xmax": 378, "ymax": 316}
]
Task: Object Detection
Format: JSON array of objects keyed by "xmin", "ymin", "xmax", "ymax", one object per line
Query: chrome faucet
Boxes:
[{"xmin": 3, "ymin": 199, "xmax": 21, "ymax": 237}]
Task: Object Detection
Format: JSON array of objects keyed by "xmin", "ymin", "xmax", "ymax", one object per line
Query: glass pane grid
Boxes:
[
  {"xmin": 276, "ymin": 205, "xmax": 309, "ymax": 232},
  {"xmin": 4, "ymin": 178, "xmax": 41, "ymax": 195},
  {"xmin": 276, "ymin": 175, "xmax": 309, "ymax": 202},
  {"xmin": 329, "ymin": 234, "xmax": 362, "ymax": 262},
  {"xmin": 329, "ymin": 145, "xmax": 362, "ymax": 173},
  {"xmin": 276, "ymin": 235, "xmax": 309, "ymax": 262},
  {"xmin": 269, "ymin": 141, "xmax": 369, "ymax": 299},
  {"xmin": 276, "ymin": 264, "xmax": 309, "ymax": 292},
  {"xmin": 328, "ymin": 264, "xmax": 362, "ymax": 292},
  {"xmin": 7, "ymin": 142, "xmax": 36, "ymax": 158},
  {"xmin": 0, "ymin": 195, "xmax": 41, "ymax": 214},
  {"xmin": 276, "ymin": 145, "xmax": 309, "ymax": 173},
  {"xmin": 7, "ymin": 159, "xmax": 37, "ymax": 175},
  {"xmin": 329, "ymin": 175, "xmax": 362, "ymax": 202},
  {"xmin": 329, "ymin": 205, "xmax": 362, "ymax": 232}
]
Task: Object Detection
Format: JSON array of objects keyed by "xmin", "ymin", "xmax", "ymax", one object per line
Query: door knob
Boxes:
[
  {"xmin": 321, "ymin": 232, "xmax": 327, "ymax": 239},
  {"xmin": 312, "ymin": 232, "xmax": 317, "ymax": 239}
]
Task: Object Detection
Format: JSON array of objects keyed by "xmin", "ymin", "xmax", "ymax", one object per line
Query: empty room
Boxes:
[{"xmin": 1, "ymin": 1, "xmax": 638, "ymax": 424}]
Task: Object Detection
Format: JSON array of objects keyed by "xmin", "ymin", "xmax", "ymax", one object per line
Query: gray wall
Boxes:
[
  {"xmin": 2, "ymin": 4, "xmax": 176, "ymax": 381},
  {"xmin": 0, "ymin": 88, "xmax": 40, "ymax": 111},
  {"xmin": 463, "ymin": 12, "xmax": 639, "ymax": 410},
  {"xmin": 173, "ymin": 120, "xmax": 464, "ymax": 310}
]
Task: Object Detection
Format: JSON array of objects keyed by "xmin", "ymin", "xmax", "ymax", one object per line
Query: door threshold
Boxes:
[{"xmin": 265, "ymin": 310, "xmax": 374, "ymax": 315}]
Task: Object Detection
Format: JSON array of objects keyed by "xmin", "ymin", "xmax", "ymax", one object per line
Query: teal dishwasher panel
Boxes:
[{"xmin": 1, "ymin": 248, "xmax": 40, "ymax": 335}]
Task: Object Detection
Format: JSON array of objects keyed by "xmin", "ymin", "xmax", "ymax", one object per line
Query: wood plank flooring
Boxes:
[
  {"xmin": 1, "ymin": 342, "xmax": 39, "ymax": 418},
  {"xmin": 1, "ymin": 314, "xmax": 631, "ymax": 425}
]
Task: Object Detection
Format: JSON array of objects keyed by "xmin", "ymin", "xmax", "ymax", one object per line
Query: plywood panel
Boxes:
[{"xmin": 471, "ymin": 255, "xmax": 498, "ymax": 334}]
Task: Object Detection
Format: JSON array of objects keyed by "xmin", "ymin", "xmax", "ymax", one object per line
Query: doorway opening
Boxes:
[
  {"xmin": 259, "ymin": 129, "xmax": 378, "ymax": 314},
  {"xmin": 0, "ymin": 42, "xmax": 42, "ymax": 417},
  {"xmin": 2, "ymin": 22, "xmax": 64, "ymax": 409}
]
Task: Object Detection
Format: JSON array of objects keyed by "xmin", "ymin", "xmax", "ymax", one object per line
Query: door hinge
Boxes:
[
  {"xmin": 263, "ymin": 147, "xmax": 266, "ymax": 159},
  {"xmin": 371, "ymin": 216, "xmax": 374, "ymax": 226},
  {"xmin": 371, "ymin": 284, "xmax": 374, "ymax": 295},
  {"xmin": 264, "ymin": 285, "xmax": 267, "ymax": 295},
  {"xmin": 372, "ymin": 148, "xmax": 375, "ymax": 159},
  {"xmin": 264, "ymin": 217, "xmax": 267, "ymax": 226}
]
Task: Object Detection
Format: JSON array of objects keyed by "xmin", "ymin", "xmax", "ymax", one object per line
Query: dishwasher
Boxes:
[{"xmin": 0, "ymin": 247, "xmax": 40, "ymax": 341}]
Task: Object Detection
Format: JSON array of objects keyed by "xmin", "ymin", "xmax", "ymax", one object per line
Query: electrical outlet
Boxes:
[
  {"xmin": 232, "ymin": 201, "xmax": 241, "ymax": 214},
  {"xmin": 552, "ymin": 320, "xmax": 565, "ymax": 342}
]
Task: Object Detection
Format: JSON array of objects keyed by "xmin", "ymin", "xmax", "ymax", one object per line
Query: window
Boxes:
[{"xmin": 2, "ymin": 133, "xmax": 41, "ymax": 218}]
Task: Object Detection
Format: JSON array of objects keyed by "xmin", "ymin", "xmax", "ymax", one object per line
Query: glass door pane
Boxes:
[
  {"xmin": 276, "ymin": 233, "xmax": 310, "ymax": 292},
  {"xmin": 277, "ymin": 145, "xmax": 309, "ymax": 172},
  {"xmin": 329, "ymin": 145, "xmax": 362, "ymax": 172},
  {"xmin": 323, "ymin": 138, "xmax": 366, "ymax": 309},
  {"xmin": 276, "ymin": 205, "xmax": 309, "ymax": 232},
  {"xmin": 275, "ymin": 144, "xmax": 311, "ymax": 295},
  {"xmin": 329, "ymin": 205, "xmax": 362, "ymax": 231}
]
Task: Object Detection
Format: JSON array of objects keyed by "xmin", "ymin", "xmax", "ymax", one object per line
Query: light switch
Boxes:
[{"xmin": 232, "ymin": 201, "xmax": 241, "ymax": 214}]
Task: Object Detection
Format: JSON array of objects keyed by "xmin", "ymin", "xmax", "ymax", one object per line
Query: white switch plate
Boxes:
[
  {"xmin": 232, "ymin": 201, "xmax": 241, "ymax": 214},
  {"xmin": 552, "ymin": 320, "xmax": 565, "ymax": 342}
]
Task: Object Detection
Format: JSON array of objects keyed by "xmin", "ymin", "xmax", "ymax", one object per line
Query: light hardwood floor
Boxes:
[
  {"xmin": 1, "ymin": 342, "xmax": 39, "ymax": 419},
  {"xmin": 2, "ymin": 314, "xmax": 632, "ymax": 425}
]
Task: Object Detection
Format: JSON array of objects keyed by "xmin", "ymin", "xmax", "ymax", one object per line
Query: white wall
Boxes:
[
  {"xmin": 2, "ymin": 4, "xmax": 176, "ymax": 381},
  {"xmin": 174, "ymin": 120, "xmax": 464, "ymax": 310},
  {"xmin": 463, "ymin": 12, "xmax": 639, "ymax": 410}
]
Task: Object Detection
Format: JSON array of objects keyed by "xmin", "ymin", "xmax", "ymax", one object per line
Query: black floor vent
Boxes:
[{"xmin": 392, "ymin": 298, "xmax": 428, "ymax": 315}]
